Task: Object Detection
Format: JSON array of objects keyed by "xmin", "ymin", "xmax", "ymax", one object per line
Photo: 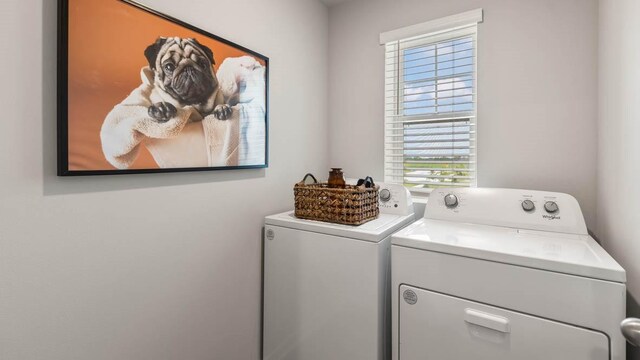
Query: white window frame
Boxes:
[{"xmin": 381, "ymin": 10, "xmax": 483, "ymax": 197}]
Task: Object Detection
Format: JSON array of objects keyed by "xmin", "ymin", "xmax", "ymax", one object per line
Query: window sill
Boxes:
[{"xmin": 411, "ymin": 194, "xmax": 429, "ymax": 205}]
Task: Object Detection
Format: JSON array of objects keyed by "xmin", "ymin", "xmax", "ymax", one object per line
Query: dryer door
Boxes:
[{"xmin": 398, "ymin": 285, "xmax": 609, "ymax": 360}]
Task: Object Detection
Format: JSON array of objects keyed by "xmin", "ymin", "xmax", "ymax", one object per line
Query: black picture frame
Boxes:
[{"xmin": 57, "ymin": 0, "xmax": 269, "ymax": 176}]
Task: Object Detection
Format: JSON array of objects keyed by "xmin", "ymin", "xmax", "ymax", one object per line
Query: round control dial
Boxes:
[
  {"xmin": 444, "ymin": 193, "xmax": 459, "ymax": 208},
  {"xmin": 379, "ymin": 189, "xmax": 391, "ymax": 202},
  {"xmin": 521, "ymin": 199, "xmax": 535, "ymax": 212},
  {"xmin": 544, "ymin": 201, "xmax": 559, "ymax": 214}
]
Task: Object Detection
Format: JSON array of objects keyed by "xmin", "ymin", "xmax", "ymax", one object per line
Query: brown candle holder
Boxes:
[{"xmin": 328, "ymin": 168, "xmax": 346, "ymax": 188}]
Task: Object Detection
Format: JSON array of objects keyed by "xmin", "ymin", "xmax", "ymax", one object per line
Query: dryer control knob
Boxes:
[
  {"xmin": 380, "ymin": 189, "xmax": 391, "ymax": 202},
  {"xmin": 544, "ymin": 201, "xmax": 559, "ymax": 214},
  {"xmin": 444, "ymin": 194, "xmax": 459, "ymax": 208},
  {"xmin": 522, "ymin": 199, "xmax": 535, "ymax": 212}
]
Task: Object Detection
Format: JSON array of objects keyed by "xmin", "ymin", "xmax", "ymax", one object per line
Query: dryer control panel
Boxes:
[{"xmin": 426, "ymin": 188, "xmax": 588, "ymax": 235}]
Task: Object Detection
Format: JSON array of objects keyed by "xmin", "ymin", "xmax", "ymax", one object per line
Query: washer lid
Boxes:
[
  {"xmin": 265, "ymin": 211, "xmax": 415, "ymax": 242},
  {"xmin": 392, "ymin": 219, "xmax": 626, "ymax": 282}
]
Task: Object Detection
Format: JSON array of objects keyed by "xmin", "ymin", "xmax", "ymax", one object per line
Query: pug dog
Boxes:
[
  {"xmin": 100, "ymin": 36, "xmax": 238, "ymax": 169},
  {"xmin": 143, "ymin": 36, "xmax": 231, "ymax": 122}
]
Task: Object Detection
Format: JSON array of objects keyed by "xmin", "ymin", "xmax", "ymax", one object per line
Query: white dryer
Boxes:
[
  {"xmin": 263, "ymin": 183, "xmax": 414, "ymax": 360},
  {"xmin": 391, "ymin": 188, "xmax": 627, "ymax": 360}
]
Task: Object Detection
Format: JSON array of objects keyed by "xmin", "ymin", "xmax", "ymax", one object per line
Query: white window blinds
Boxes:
[{"xmin": 384, "ymin": 24, "xmax": 478, "ymax": 193}]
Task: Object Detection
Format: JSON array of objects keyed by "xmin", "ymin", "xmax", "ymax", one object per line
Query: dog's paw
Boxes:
[
  {"xmin": 148, "ymin": 102, "xmax": 177, "ymax": 123},
  {"xmin": 213, "ymin": 104, "xmax": 232, "ymax": 120}
]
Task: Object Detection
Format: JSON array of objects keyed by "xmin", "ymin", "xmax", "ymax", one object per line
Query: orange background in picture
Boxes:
[{"xmin": 67, "ymin": 0, "xmax": 264, "ymax": 170}]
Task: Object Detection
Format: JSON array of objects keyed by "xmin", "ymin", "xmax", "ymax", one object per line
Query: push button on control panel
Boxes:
[
  {"xmin": 521, "ymin": 199, "xmax": 535, "ymax": 212},
  {"xmin": 544, "ymin": 201, "xmax": 559, "ymax": 214}
]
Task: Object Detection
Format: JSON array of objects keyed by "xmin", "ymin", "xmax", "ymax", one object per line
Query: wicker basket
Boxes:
[{"xmin": 294, "ymin": 174, "xmax": 379, "ymax": 225}]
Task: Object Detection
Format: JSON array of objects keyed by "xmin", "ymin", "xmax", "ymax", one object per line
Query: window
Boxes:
[{"xmin": 382, "ymin": 11, "xmax": 482, "ymax": 195}]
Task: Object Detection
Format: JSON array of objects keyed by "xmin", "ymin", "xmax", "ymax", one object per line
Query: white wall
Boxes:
[
  {"xmin": 328, "ymin": 0, "xmax": 599, "ymax": 228},
  {"xmin": 598, "ymin": 1, "xmax": 640, "ymax": 358},
  {"xmin": 0, "ymin": 0, "xmax": 328, "ymax": 359}
]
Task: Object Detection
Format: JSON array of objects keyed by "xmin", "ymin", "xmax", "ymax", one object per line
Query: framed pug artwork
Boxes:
[{"xmin": 57, "ymin": 0, "xmax": 269, "ymax": 176}]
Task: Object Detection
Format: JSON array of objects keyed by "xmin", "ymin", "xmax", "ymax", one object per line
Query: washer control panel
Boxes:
[
  {"xmin": 427, "ymin": 188, "xmax": 588, "ymax": 235},
  {"xmin": 377, "ymin": 183, "xmax": 414, "ymax": 216}
]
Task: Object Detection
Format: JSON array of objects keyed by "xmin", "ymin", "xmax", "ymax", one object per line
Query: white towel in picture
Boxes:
[{"xmin": 217, "ymin": 57, "xmax": 266, "ymax": 166}]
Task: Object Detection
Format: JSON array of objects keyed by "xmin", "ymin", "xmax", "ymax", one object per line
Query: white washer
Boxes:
[
  {"xmin": 391, "ymin": 188, "xmax": 627, "ymax": 360},
  {"xmin": 263, "ymin": 183, "xmax": 415, "ymax": 360}
]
